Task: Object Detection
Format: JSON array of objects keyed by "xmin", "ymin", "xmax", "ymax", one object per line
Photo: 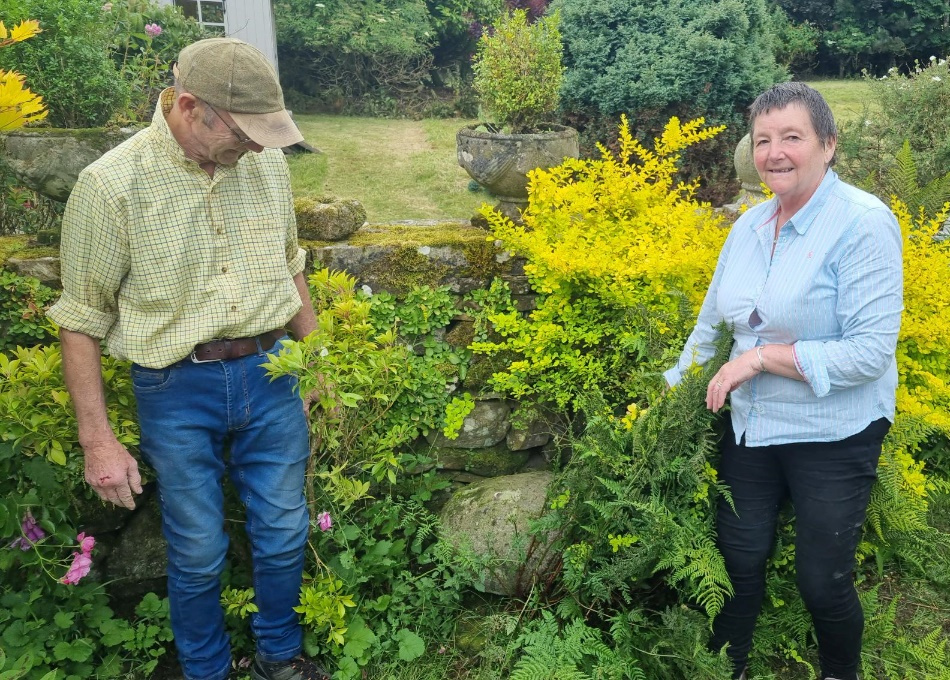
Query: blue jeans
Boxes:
[
  {"xmin": 709, "ymin": 418, "xmax": 890, "ymax": 680},
  {"xmin": 132, "ymin": 340, "xmax": 310, "ymax": 680}
]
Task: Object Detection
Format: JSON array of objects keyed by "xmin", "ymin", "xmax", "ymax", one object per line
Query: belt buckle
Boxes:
[{"xmin": 190, "ymin": 349, "xmax": 220, "ymax": 364}]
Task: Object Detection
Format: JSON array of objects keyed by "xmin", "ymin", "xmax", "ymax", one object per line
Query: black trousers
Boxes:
[{"xmin": 709, "ymin": 418, "xmax": 890, "ymax": 680}]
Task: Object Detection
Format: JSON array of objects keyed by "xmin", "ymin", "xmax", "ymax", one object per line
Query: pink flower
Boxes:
[
  {"xmin": 317, "ymin": 511, "xmax": 332, "ymax": 532},
  {"xmin": 144, "ymin": 23, "xmax": 163, "ymax": 38},
  {"xmin": 77, "ymin": 532, "xmax": 95, "ymax": 555},
  {"xmin": 61, "ymin": 552, "xmax": 92, "ymax": 585},
  {"xmin": 8, "ymin": 511, "xmax": 46, "ymax": 551}
]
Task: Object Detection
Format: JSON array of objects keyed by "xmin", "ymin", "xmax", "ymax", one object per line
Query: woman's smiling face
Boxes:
[{"xmin": 752, "ymin": 102, "xmax": 836, "ymax": 214}]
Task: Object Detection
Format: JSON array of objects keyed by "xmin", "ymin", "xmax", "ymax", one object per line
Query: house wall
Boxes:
[{"xmin": 155, "ymin": 0, "xmax": 279, "ymax": 73}]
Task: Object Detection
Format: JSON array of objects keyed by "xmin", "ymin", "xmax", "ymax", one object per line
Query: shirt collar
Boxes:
[
  {"xmin": 782, "ymin": 168, "xmax": 838, "ymax": 236},
  {"xmin": 747, "ymin": 168, "xmax": 839, "ymax": 237},
  {"xmin": 150, "ymin": 87, "xmax": 199, "ymax": 169}
]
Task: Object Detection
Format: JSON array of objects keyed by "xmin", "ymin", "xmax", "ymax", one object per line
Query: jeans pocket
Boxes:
[{"xmin": 131, "ymin": 365, "xmax": 174, "ymax": 392}]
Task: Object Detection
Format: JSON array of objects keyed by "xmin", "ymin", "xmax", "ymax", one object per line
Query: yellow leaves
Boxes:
[
  {"xmin": 0, "ymin": 19, "xmax": 41, "ymax": 45},
  {"xmin": 491, "ymin": 113, "xmax": 728, "ymax": 321},
  {"xmin": 0, "ymin": 69, "xmax": 48, "ymax": 130},
  {"xmin": 0, "ymin": 19, "xmax": 46, "ymax": 131},
  {"xmin": 890, "ymin": 198, "xmax": 950, "ymax": 434}
]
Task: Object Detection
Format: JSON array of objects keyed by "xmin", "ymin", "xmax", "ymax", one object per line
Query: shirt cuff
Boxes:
[
  {"xmin": 288, "ymin": 247, "xmax": 306, "ymax": 278},
  {"xmin": 47, "ymin": 293, "xmax": 116, "ymax": 339},
  {"xmin": 792, "ymin": 340, "xmax": 829, "ymax": 397},
  {"xmin": 663, "ymin": 366, "xmax": 683, "ymax": 387}
]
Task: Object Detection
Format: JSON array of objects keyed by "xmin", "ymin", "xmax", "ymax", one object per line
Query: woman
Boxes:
[{"xmin": 664, "ymin": 82, "xmax": 903, "ymax": 680}]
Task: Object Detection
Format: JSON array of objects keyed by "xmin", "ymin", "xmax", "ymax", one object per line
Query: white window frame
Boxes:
[{"xmin": 177, "ymin": 0, "xmax": 226, "ymax": 32}]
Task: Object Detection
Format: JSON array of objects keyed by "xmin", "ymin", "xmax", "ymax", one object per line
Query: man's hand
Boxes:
[{"xmin": 83, "ymin": 437, "xmax": 143, "ymax": 510}]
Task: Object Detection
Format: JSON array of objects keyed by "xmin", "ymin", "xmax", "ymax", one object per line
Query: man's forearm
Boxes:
[
  {"xmin": 286, "ymin": 272, "xmax": 318, "ymax": 340},
  {"xmin": 59, "ymin": 328, "xmax": 114, "ymax": 445}
]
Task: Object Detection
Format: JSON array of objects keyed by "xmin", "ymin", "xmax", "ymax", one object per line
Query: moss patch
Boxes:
[
  {"xmin": 362, "ymin": 246, "xmax": 451, "ymax": 296},
  {"xmin": 0, "ymin": 236, "xmax": 58, "ymax": 266},
  {"xmin": 348, "ymin": 222, "xmax": 490, "ymax": 249}
]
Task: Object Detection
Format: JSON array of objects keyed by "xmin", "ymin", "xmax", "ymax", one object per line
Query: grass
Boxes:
[
  {"xmin": 805, "ymin": 78, "xmax": 877, "ymax": 123},
  {"xmin": 288, "ymin": 115, "xmax": 492, "ymax": 223}
]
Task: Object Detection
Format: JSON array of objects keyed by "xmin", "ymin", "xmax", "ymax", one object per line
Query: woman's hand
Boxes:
[{"xmin": 706, "ymin": 349, "xmax": 762, "ymax": 412}]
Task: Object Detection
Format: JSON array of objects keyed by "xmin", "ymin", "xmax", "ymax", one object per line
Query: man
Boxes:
[{"xmin": 48, "ymin": 38, "xmax": 328, "ymax": 680}]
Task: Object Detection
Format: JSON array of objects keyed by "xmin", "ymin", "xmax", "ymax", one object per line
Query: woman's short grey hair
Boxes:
[{"xmin": 749, "ymin": 82, "xmax": 837, "ymax": 162}]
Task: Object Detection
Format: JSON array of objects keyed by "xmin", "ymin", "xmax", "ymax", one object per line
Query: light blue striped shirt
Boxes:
[{"xmin": 664, "ymin": 170, "xmax": 903, "ymax": 446}]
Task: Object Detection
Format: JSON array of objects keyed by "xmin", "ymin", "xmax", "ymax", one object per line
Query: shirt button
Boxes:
[
  {"xmin": 217, "ymin": 228, "xmax": 224, "ymax": 235},
  {"xmin": 231, "ymin": 305, "xmax": 237, "ymax": 312},
  {"xmin": 221, "ymin": 266, "xmax": 228, "ymax": 273}
]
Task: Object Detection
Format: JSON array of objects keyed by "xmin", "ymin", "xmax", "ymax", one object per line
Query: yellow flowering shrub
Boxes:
[
  {"xmin": 0, "ymin": 19, "xmax": 47, "ymax": 131},
  {"xmin": 892, "ymin": 201, "xmax": 950, "ymax": 434},
  {"xmin": 474, "ymin": 115, "xmax": 729, "ymax": 409},
  {"xmin": 864, "ymin": 201, "xmax": 950, "ymax": 549}
]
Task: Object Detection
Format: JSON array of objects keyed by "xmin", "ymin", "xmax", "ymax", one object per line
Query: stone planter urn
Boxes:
[
  {"xmin": 0, "ymin": 127, "xmax": 140, "ymax": 203},
  {"xmin": 733, "ymin": 132, "xmax": 767, "ymax": 204},
  {"xmin": 457, "ymin": 124, "xmax": 579, "ymax": 223}
]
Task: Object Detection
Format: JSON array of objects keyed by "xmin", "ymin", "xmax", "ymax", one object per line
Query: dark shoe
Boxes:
[{"xmin": 250, "ymin": 656, "xmax": 331, "ymax": 680}]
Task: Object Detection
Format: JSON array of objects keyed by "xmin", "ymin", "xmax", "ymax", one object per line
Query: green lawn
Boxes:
[
  {"xmin": 286, "ymin": 81, "xmax": 877, "ymax": 223},
  {"xmin": 288, "ymin": 115, "xmax": 491, "ymax": 223},
  {"xmin": 805, "ymin": 78, "xmax": 877, "ymax": 123}
]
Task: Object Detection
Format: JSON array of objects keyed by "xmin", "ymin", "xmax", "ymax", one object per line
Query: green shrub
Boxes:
[
  {"xmin": 837, "ymin": 57, "xmax": 950, "ymax": 202},
  {"xmin": 274, "ymin": 0, "xmax": 502, "ymax": 116},
  {"xmin": 106, "ymin": 0, "xmax": 207, "ymax": 123},
  {"xmin": 274, "ymin": 0, "xmax": 436, "ymax": 113},
  {"xmin": 557, "ymin": 0, "xmax": 785, "ymax": 202},
  {"xmin": 766, "ymin": 3, "xmax": 819, "ymax": 75},
  {"xmin": 472, "ymin": 8, "xmax": 564, "ymax": 133},
  {"xmin": 0, "ymin": 0, "xmax": 129, "ymax": 128},
  {"xmin": 0, "ymin": 271, "xmax": 57, "ymax": 351}
]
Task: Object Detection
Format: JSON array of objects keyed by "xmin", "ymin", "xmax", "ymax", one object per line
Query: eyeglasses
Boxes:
[{"xmin": 205, "ymin": 103, "xmax": 254, "ymax": 145}]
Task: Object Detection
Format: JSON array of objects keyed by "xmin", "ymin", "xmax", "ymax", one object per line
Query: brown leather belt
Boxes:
[{"xmin": 190, "ymin": 329, "xmax": 286, "ymax": 363}]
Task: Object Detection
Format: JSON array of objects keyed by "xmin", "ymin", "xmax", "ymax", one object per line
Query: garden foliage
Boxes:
[
  {"xmin": 0, "ymin": 0, "xmax": 128, "ymax": 128},
  {"xmin": 0, "ymin": 18, "xmax": 46, "ymax": 131},
  {"xmin": 773, "ymin": 0, "xmax": 950, "ymax": 76},
  {"xmin": 0, "ymin": 270, "xmax": 56, "ymax": 351},
  {"xmin": 556, "ymin": 0, "xmax": 785, "ymax": 201},
  {"xmin": 473, "ymin": 115, "xmax": 729, "ymax": 414},
  {"xmin": 838, "ymin": 56, "xmax": 950, "ymax": 206},
  {"xmin": 274, "ymin": 0, "xmax": 500, "ymax": 116},
  {"xmin": 105, "ymin": 0, "xmax": 207, "ymax": 123},
  {"xmin": 471, "ymin": 9, "xmax": 564, "ymax": 133},
  {"xmin": 0, "ymin": 0, "xmax": 203, "ymax": 128}
]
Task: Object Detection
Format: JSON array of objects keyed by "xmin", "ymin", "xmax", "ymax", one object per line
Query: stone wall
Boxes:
[{"xmin": 0, "ymin": 216, "xmax": 558, "ymax": 598}]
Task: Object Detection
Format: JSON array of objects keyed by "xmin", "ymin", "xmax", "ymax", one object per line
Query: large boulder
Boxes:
[
  {"xmin": 295, "ymin": 197, "xmax": 367, "ymax": 241},
  {"xmin": 439, "ymin": 470, "xmax": 557, "ymax": 596},
  {"xmin": 0, "ymin": 128, "xmax": 138, "ymax": 202}
]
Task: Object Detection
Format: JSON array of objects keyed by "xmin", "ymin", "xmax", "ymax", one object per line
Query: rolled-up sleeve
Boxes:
[
  {"xmin": 793, "ymin": 207, "xmax": 903, "ymax": 398},
  {"xmin": 47, "ymin": 170, "xmax": 129, "ymax": 339}
]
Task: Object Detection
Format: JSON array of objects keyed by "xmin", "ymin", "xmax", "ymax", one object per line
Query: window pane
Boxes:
[
  {"xmin": 200, "ymin": 1, "xmax": 224, "ymax": 24},
  {"xmin": 178, "ymin": 0, "xmax": 198, "ymax": 20}
]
